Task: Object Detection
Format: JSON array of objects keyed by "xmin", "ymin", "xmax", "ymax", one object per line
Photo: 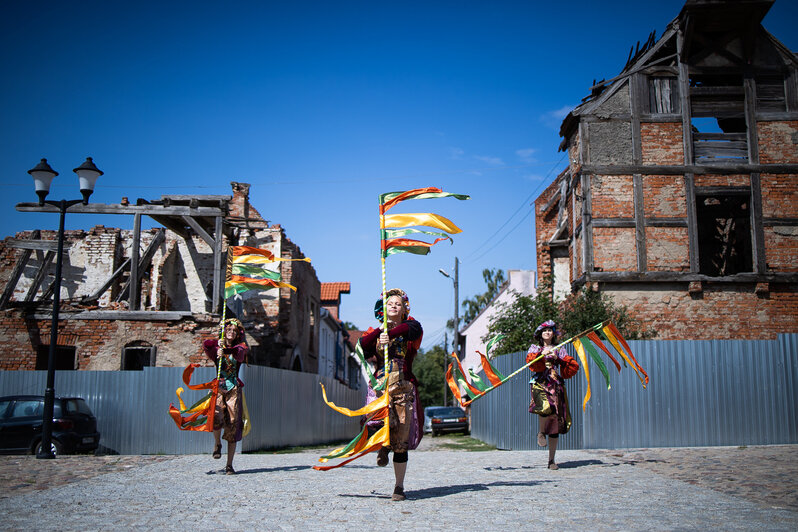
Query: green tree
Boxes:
[
  {"xmin": 484, "ymin": 277, "xmax": 559, "ymax": 354},
  {"xmin": 461, "ymin": 268, "xmax": 506, "ymax": 324},
  {"xmin": 558, "ymin": 287, "xmax": 656, "ymax": 340},
  {"xmin": 341, "ymin": 321, "xmax": 360, "ymax": 331},
  {"xmin": 413, "ymin": 345, "xmax": 447, "ymax": 407},
  {"xmin": 484, "ymin": 277, "xmax": 655, "ymax": 355}
]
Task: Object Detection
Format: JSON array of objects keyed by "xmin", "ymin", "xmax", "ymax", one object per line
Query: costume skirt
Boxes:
[{"xmin": 529, "ymin": 376, "xmax": 572, "ymax": 435}]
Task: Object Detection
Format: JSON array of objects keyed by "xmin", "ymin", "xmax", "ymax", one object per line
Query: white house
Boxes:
[{"xmin": 459, "ymin": 270, "xmax": 536, "ymax": 372}]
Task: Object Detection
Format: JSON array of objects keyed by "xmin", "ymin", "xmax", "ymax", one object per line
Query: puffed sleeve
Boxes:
[
  {"xmin": 231, "ymin": 343, "xmax": 248, "ymax": 363},
  {"xmin": 203, "ymin": 338, "xmax": 219, "ymax": 362},
  {"xmin": 559, "ymin": 355, "xmax": 580, "ymax": 379},
  {"xmin": 526, "ymin": 344, "xmax": 547, "ymax": 372},
  {"xmin": 361, "ymin": 327, "xmax": 380, "ymax": 359}
]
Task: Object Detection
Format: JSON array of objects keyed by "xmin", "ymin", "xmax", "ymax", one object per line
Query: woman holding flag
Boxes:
[
  {"xmin": 526, "ymin": 319, "xmax": 579, "ymax": 470},
  {"xmin": 361, "ymin": 288, "xmax": 423, "ymax": 501},
  {"xmin": 203, "ymin": 318, "xmax": 248, "ymax": 475}
]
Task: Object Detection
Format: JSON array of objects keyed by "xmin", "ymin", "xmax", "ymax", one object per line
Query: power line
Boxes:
[{"xmin": 462, "ymin": 152, "xmax": 567, "ymax": 262}]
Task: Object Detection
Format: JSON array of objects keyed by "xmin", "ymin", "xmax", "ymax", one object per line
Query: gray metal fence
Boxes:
[
  {"xmin": 0, "ymin": 364, "xmax": 365, "ymax": 455},
  {"xmin": 471, "ymin": 334, "xmax": 798, "ymax": 450}
]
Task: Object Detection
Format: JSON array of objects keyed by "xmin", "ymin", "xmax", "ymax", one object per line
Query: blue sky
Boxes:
[{"xmin": 2, "ymin": 1, "xmax": 797, "ymax": 350}]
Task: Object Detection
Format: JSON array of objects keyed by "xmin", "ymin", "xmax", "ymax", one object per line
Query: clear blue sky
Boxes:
[{"xmin": 2, "ymin": 1, "xmax": 797, "ymax": 350}]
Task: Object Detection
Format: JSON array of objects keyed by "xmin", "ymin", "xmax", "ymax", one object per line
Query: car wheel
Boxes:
[
  {"xmin": 431, "ymin": 430, "xmax": 438, "ymax": 437},
  {"xmin": 34, "ymin": 439, "xmax": 63, "ymax": 457}
]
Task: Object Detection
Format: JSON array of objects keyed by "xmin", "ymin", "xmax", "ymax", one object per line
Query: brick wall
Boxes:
[
  {"xmin": 758, "ymin": 121, "xmax": 798, "ymax": 164},
  {"xmin": 0, "ymin": 181, "xmax": 324, "ymax": 373},
  {"xmin": 0, "ymin": 310, "xmax": 218, "ymax": 370},
  {"xmin": 641, "ymin": 122, "xmax": 684, "ymax": 165},
  {"xmin": 645, "ymin": 227, "xmax": 690, "ymax": 272},
  {"xmin": 764, "ymin": 226, "xmax": 798, "ymax": 272},
  {"xmin": 593, "ymin": 227, "xmax": 636, "ymax": 271},
  {"xmin": 592, "ymin": 175, "xmax": 634, "ymax": 218},
  {"xmin": 760, "ymin": 174, "xmax": 798, "ymax": 218},
  {"xmin": 535, "ymin": 177, "xmax": 564, "ymax": 284},
  {"xmin": 643, "ymin": 175, "xmax": 687, "ymax": 217},
  {"xmin": 694, "ymin": 174, "xmax": 750, "ymax": 188},
  {"xmin": 605, "ymin": 284, "xmax": 798, "ymax": 340}
]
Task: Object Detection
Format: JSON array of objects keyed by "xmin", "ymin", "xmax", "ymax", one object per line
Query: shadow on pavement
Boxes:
[
  {"xmin": 484, "ymin": 459, "xmax": 605, "ymax": 471},
  {"xmin": 556, "ymin": 459, "xmax": 605, "ymax": 468},
  {"xmin": 338, "ymin": 480, "xmax": 554, "ymax": 500},
  {"xmin": 205, "ymin": 464, "xmax": 309, "ymax": 475}
]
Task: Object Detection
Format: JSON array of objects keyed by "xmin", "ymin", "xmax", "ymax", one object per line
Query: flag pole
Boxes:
[
  {"xmin": 457, "ymin": 320, "xmax": 609, "ymax": 405},
  {"xmin": 218, "ymin": 249, "xmax": 235, "ymax": 383},
  {"xmin": 379, "ymin": 197, "xmax": 390, "ymax": 445}
]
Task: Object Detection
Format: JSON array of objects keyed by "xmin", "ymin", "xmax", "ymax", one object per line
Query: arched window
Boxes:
[{"xmin": 122, "ymin": 340, "xmax": 156, "ymax": 370}]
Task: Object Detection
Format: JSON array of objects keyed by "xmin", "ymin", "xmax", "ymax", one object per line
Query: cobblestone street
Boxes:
[{"xmin": 0, "ymin": 441, "xmax": 795, "ymax": 530}]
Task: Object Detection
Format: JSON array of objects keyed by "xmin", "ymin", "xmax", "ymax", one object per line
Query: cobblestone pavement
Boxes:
[{"xmin": 0, "ymin": 443, "xmax": 795, "ymax": 530}]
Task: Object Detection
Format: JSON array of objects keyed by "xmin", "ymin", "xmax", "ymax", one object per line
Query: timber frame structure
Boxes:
[
  {"xmin": 4, "ymin": 195, "xmax": 228, "ymax": 318},
  {"xmin": 536, "ymin": 0, "xmax": 798, "ymax": 339},
  {"xmin": 0, "ymin": 182, "xmax": 322, "ymax": 371}
]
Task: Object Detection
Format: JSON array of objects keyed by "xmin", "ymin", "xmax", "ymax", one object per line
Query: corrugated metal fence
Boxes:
[
  {"xmin": 0, "ymin": 365, "xmax": 364, "ymax": 455},
  {"xmin": 471, "ymin": 334, "xmax": 798, "ymax": 450}
]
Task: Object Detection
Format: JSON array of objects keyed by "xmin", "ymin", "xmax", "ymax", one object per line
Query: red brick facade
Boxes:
[
  {"xmin": 0, "ymin": 182, "xmax": 321, "ymax": 371},
  {"xmin": 640, "ymin": 122, "xmax": 684, "ymax": 165},
  {"xmin": 536, "ymin": 3, "xmax": 798, "ymax": 341},
  {"xmin": 0, "ymin": 313, "xmax": 218, "ymax": 370}
]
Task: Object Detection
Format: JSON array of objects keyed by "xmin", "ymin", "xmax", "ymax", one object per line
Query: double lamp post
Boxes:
[{"xmin": 27, "ymin": 157, "xmax": 103, "ymax": 459}]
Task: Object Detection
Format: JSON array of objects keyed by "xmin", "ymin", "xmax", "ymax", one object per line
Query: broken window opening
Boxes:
[
  {"xmin": 696, "ymin": 195, "xmax": 753, "ymax": 276},
  {"xmin": 308, "ymin": 300, "xmax": 317, "ymax": 354},
  {"xmin": 648, "ymin": 76, "xmax": 680, "ymax": 114},
  {"xmin": 122, "ymin": 341, "xmax": 155, "ymax": 370},
  {"xmin": 690, "ymin": 73, "xmax": 748, "ymax": 163},
  {"xmin": 36, "ymin": 345, "xmax": 77, "ymax": 371},
  {"xmin": 755, "ymin": 75, "xmax": 787, "ymax": 112}
]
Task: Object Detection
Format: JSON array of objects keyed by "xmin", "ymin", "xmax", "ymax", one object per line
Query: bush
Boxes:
[{"xmin": 484, "ymin": 277, "xmax": 655, "ymax": 354}]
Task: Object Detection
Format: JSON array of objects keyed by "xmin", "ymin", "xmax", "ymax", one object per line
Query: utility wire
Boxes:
[{"xmin": 462, "ymin": 152, "xmax": 567, "ymax": 263}]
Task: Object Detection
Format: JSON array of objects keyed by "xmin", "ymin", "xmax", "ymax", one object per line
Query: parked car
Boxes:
[
  {"xmin": 424, "ymin": 406, "xmax": 469, "ymax": 437},
  {"xmin": 0, "ymin": 395, "xmax": 100, "ymax": 456}
]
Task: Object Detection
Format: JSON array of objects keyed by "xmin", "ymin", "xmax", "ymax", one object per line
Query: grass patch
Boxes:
[{"xmin": 435, "ymin": 434, "xmax": 495, "ymax": 452}]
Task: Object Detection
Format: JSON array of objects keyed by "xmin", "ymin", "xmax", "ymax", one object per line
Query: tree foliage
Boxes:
[
  {"xmin": 483, "ymin": 277, "xmax": 559, "ymax": 354},
  {"xmin": 413, "ymin": 345, "xmax": 447, "ymax": 407},
  {"xmin": 460, "ymin": 268, "xmax": 506, "ymax": 325},
  {"xmin": 485, "ymin": 277, "xmax": 656, "ymax": 354}
]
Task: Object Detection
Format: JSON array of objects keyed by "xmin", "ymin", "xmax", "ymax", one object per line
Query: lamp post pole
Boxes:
[
  {"xmin": 453, "ymin": 256, "xmax": 459, "ymax": 361},
  {"xmin": 28, "ymin": 158, "xmax": 102, "ymax": 459},
  {"xmin": 439, "ymin": 256, "xmax": 459, "ymax": 406}
]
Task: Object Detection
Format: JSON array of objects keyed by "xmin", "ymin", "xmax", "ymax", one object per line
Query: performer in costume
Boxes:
[
  {"xmin": 203, "ymin": 318, "xmax": 248, "ymax": 475},
  {"xmin": 361, "ymin": 288, "xmax": 423, "ymax": 501},
  {"xmin": 526, "ymin": 319, "xmax": 579, "ymax": 470}
]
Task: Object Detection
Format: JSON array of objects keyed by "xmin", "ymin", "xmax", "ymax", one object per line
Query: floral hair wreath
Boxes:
[
  {"xmin": 220, "ymin": 318, "xmax": 245, "ymax": 341},
  {"xmin": 373, "ymin": 288, "xmax": 410, "ymax": 321},
  {"xmin": 534, "ymin": 319, "xmax": 559, "ymax": 340}
]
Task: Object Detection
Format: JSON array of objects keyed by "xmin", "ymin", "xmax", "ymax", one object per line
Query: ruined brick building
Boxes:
[
  {"xmin": 535, "ymin": 0, "xmax": 798, "ymax": 339},
  {"xmin": 0, "ymin": 182, "xmax": 321, "ymax": 371}
]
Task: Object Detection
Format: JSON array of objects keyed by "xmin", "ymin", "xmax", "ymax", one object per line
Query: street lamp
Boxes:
[
  {"xmin": 28, "ymin": 157, "xmax": 102, "ymax": 459},
  {"xmin": 439, "ymin": 256, "xmax": 459, "ymax": 406}
]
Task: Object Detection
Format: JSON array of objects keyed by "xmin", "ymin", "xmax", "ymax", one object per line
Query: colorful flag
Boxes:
[
  {"xmin": 379, "ymin": 187, "xmax": 469, "ymax": 258},
  {"xmin": 445, "ymin": 321, "xmax": 648, "ymax": 411},
  {"xmin": 224, "ymin": 245, "xmax": 310, "ymax": 298}
]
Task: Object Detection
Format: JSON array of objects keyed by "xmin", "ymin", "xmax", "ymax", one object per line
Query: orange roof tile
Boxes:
[{"xmin": 320, "ymin": 282, "xmax": 351, "ymax": 302}]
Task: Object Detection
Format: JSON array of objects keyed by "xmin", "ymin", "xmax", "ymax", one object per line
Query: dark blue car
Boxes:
[
  {"xmin": 0, "ymin": 395, "xmax": 100, "ymax": 456},
  {"xmin": 424, "ymin": 406, "xmax": 469, "ymax": 437}
]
